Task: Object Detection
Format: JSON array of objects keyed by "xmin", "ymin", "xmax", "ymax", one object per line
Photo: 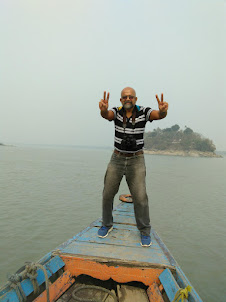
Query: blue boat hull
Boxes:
[{"xmin": 0, "ymin": 201, "xmax": 203, "ymax": 302}]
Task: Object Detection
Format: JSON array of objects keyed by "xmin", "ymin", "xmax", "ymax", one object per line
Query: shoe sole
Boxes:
[
  {"xmin": 98, "ymin": 226, "xmax": 113, "ymax": 238},
  {"xmin": 140, "ymin": 241, "xmax": 152, "ymax": 247}
]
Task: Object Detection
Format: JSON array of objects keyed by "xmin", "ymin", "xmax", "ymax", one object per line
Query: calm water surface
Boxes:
[{"xmin": 0, "ymin": 146, "xmax": 226, "ymax": 301}]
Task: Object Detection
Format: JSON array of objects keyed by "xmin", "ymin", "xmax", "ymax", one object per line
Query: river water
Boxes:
[{"xmin": 0, "ymin": 145, "xmax": 225, "ymax": 301}]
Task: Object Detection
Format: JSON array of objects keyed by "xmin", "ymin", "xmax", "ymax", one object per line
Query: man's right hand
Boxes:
[
  {"xmin": 99, "ymin": 91, "xmax": 110, "ymax": 112},
  {"xmin": 99, "ymin": 91, "xmax": 114, "ymax": 120}
]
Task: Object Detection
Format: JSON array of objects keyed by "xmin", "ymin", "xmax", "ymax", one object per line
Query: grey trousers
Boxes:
[{"xmin": 102, "ymin": 152, "xmax": 151, "ymax": 236}]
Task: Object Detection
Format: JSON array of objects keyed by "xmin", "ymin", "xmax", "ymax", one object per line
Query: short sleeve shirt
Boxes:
[{"xmin": 109, "ymin": 105, "xmax": 153, "ymax": 153}]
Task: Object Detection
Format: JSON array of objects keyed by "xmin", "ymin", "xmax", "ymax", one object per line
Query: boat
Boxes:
[{"xmin": 0, "ymin": 196, "xmax": 203, "ymax": 302}]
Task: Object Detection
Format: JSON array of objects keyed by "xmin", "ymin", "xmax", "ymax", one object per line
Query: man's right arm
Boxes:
[
  {"xmin": 100, "ymin": 109, "xmax": 115, "ymax": 121},
  {"xmin": 99, "ymin": 91, "xmax": 115, "ymax": 121}
]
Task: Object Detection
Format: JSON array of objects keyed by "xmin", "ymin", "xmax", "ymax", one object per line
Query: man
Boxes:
[{"xmin": 98, "ymin": 87, "xmax": 168, "ymax": 247}]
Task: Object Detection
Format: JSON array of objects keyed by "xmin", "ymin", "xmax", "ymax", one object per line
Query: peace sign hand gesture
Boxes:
[
  {"xmin": 99, "ymin": 91, "xmax": 110, "ymax": 112},
  {"xmin": 156, "ymin": 93, "xmax": 168, "ymax": 113}
]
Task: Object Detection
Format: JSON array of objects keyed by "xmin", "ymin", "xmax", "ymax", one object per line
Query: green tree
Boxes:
[
  {"xmin": 184, "ymin": 127, "xmax": 193, "ymax": 134},
  {"xmin": 171, "ymin": 124, "xmax": 180, "ymax": 131},
  {"xmin": 144, "ymin": 125, "xmax": 216, "ymax": 153}
]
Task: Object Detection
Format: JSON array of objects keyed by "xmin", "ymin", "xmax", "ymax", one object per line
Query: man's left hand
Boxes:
[{"xmin": 156, "ymin": 93, "xmax": 168, "ymax": 114}]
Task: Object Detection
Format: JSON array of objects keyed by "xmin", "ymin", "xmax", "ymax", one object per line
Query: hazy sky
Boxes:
[{"xmin": 1, "ymin": 0, "xmax": 225, "ymax": 150}]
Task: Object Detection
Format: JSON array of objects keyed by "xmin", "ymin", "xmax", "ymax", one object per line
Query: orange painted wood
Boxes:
[
  {"xmin": 60, "ymin": 255, "xmax": 164, "ymax": 286},
  {"xmin": 147, "ymin": 282, "xmax": 164, "ymax": 302},
  {"xmin": 159, "ymin": 284, "xmax": 164, "ymax": 292},
  {"xmin": 34, "ymin": 271, "xmax": 75, "ymax": 302}
]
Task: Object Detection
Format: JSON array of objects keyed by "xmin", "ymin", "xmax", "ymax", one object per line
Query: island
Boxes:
[
  {"xmin": 144, "ymin": 125, "xmax": 222, "ymax": 158},
  {"xmin": 0, "ymin": 143, "xmax": 15, "ymax": 147}
]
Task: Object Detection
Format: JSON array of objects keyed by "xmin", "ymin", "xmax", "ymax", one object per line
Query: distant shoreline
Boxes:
[
  {"xmin": 144, "ymin": 149, "xmax": 222, "ymax": 158},
  {"xmin": 0, "ymin": 143, "xmax": 15, "ymax": 147},
  {"xmin": 0, "ymin": 144, "xmax": 224, "ymax": 157}
]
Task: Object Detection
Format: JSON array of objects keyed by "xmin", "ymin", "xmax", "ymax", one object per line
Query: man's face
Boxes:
[{"xmin": 120, "ymin": 87, "xmax": 137, "ymax": 110}]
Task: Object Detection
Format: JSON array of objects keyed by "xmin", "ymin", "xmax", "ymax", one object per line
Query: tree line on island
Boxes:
[{"xmin": 144, "ymin": 124, "xmax": 216, "ymax": 153}]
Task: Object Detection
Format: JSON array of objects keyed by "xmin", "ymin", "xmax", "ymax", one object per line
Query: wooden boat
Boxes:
[{"xmin": 0, "ymin": 197, "xmax": 203, "ymax": 302}]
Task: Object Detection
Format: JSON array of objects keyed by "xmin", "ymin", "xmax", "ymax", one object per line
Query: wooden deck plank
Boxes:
[
  {"xmin": 57, "ymin": 203, "xmax": 174, "ymax": 267},
  {"xmin": 92, "ymin": 221, "xmax": 138, "ymax": 231},
  {"xmin": 147, "ymin": 282, "xmax": 164, "ymax": 302},
  {"xmin": 114, "ymin": 207, "xmax": 134, "ymax": 213},
  {"xmin": 34, "ymin": 271, "xmax": 74, "ymax": 302},
  {"xmin": 112, "ymin": 211, "xmax": 135, "ymax": 217},
  {"xmin": 112, "ymin": 214, "xmax": 137, "ymax": 225},
  {"xmin": 115, "ymin": 203, "xmax": 133, "ymax": 211},
  {"xmin": 60, "ymin": 256, "xmax": 165, "ymax": 286},
  {"xmin": 59, "ymin": 241, "xmax": 170, "ymax": 265},
  {"xmin": 105, "ymin": 289, "xmax": 117, "ymax": 302},
  {"xmin": 159, "ymin": 268, "xmax": 184, "ymax": 302},
  {"xmin": 55, "ymin": 202, "xmax": 177, "ymax": 268},
  {"xmin": 76, "ymin": 227, "xmax": 160, "ymax": 249},
  {"xmin": 117, "ymin": 285, "xmax": 149, "ymax": 302}
]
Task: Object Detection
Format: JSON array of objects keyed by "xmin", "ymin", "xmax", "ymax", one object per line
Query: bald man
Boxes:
[{"xmin": 98, "ymin": 87, "xmax": 168, "ymax": 247}]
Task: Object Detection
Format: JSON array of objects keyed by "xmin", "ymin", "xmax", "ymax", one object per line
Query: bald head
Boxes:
[
  {"xmin": 121, "ymin": 87, "xmax": 136, "ymax": 97},
  {"xmin": 120, "ymin": 87, "xmax": 137, "ymax": 110}
]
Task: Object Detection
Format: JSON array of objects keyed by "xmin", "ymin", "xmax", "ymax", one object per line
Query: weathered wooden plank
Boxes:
[
  {"xmin": 114, "ymin": 202, "xmax": 133, "ymax": 211},
  {"xmin": 55, "ymin": 202, "xmax": 135, "ymax": 253},
  {"xmin": 113, "ymin": 211, "xmax": 135, "ymax": 217},
  {"xmin": 112, "ymin": 214, "xmax": 136, "ymax": 225},
  {"xmin": 105, "ymin": 289, "xmax": 117, "ymax": 302},
  {"xmin": 159, "ymin": 268, "xmax": 186, "ymax": 302},
  {"xmin": 114, "ymin": 207, "xmax": 134, "ymax": 213},
  {"xmin": 115, "ymin": 204, "xmax": 134, "ymax": 210},
  {"xmin": 147, "ymin": 282, "xmax": 164, "ymax": 302},
  {"xmin": 76, "ymin": 227, "xmax": 160, "ymax": 249},
  {"xmin": 92, "ymin": 221, "xmax": 138, "ymax": 231},
  {"xmin": 57, "ymin": 282, "xmax": 82, "ymax": 302},
  {"xmin": 61, "ymin": 256, "xmax": 164, "ymax": 288},
  {"xmin": 52, "ymin": 253, "xmax": 176, "ymax": 270},
  {"xmin": 0, "ymin": 290, "xmax": 19, "ymax": 302},
  {"xmin": 117, "ymin": 285, "xmax": 149, "ymax": 302},
  {"xmin": 37, "ymin": 252, "xmax": 52, "ymax": 266},
  {"xmin": 60, "ymin": 241, "xmax": 170, "ymax": 265},
  {"xmin": 34, "ymin": 271, "xmax": 74, "ymax": 302}
]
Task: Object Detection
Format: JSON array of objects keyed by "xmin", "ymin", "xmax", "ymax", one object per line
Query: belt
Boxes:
[{"xmin": 114, "ymin": 149, "xmax": 143, "ymax": 157}]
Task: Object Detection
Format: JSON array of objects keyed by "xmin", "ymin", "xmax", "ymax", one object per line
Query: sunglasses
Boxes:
[{"xmin": 122, "ymin": 95, "xmax": 135, "ymax": 100}]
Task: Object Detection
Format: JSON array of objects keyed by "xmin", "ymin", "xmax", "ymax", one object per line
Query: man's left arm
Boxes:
[{"xmin": 149, "ymin": 93, "xmax": 168, "ymax": 120}]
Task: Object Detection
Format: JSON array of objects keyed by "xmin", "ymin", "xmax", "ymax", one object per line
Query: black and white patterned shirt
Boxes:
[{"xmin": 110, "ymin": 105, "xmax": 153, "ymax": 153}]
